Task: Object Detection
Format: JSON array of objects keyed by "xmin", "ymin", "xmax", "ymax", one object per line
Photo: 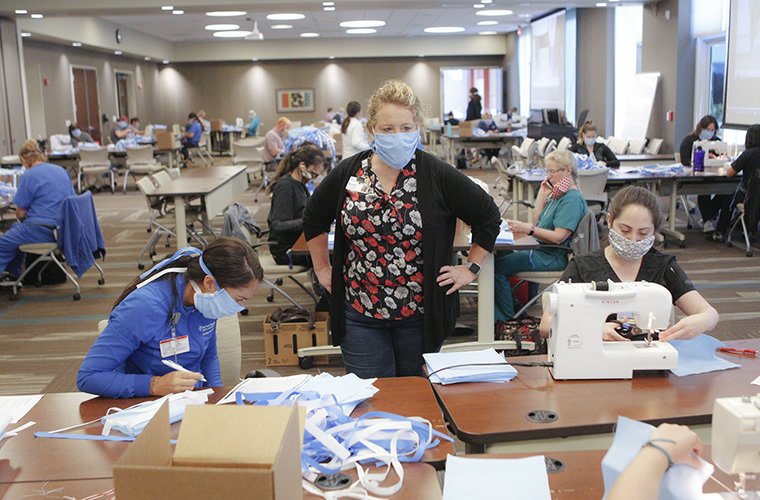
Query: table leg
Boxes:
[
  {"xmin": 512, "ymin": 178, "xmax": 520, "ymax": 220},
  {"xmin": 174, "ymin": 195, "xmax": 186, "ymax": 249},
  {"xmin": 660, "ymin": 178, "xmax": 686, "ymax": 245}
]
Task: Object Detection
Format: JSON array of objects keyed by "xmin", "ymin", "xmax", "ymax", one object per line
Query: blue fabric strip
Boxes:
[{"xmin": 34, "ymin": 432, "xmax": 135, "ymax": 442}]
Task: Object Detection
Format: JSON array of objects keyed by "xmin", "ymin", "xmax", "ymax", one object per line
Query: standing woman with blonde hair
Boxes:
[
  {"xmin": 0, "ymin": 140, "xmax": 74, "ymax": 279},
  {"xmin": 303, "ymin": 80, "xmax": 501, "ymax": 378}
]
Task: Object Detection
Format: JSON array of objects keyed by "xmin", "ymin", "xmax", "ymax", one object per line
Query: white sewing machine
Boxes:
[
  {"xmin": 713, "ymin": 395, "xmax": 760, "ymax": 478},
  {"xmin": 543, "ymin": 281, "xmax": 679, "ymax": 380}
]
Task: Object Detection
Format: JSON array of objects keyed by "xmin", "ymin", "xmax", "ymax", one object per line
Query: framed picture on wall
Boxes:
[{"xmin": 276, "ymin": 88, "xmax": 315, "ymax": 113}]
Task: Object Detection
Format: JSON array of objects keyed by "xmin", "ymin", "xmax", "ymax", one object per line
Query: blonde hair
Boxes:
[
  {"xmin": 19, "ymin": 139, "xmax": 47, "ymax": 165},
  {"xmin": 545, "ymin": 149, "xmax": 577, "ymax": 180},
  {"xmin": 276, "ymin": 117, "xmax": 291, "ymax": 128},
  {"xmin": 365, "ymin": 80, "xmax": 424, "ymax": 138},
  {"xmin": 577, "ymin": 121, "xmax": 597, "ymax": 144}
]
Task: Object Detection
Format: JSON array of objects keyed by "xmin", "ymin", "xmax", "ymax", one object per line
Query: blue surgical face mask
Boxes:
[
  {"xmin": 699, "ymin": 129, "xmax": 714, "ymax": 141},
  {"xmin": 190, "ymin": 280, "xmax": 243, "ymax": 319},
  {"xmin": 72, "ymin": 128, "xmax": 82, "ymax": 139},
  {"xmin": 371, "ymin": 130, "xmax": 420, "ymax": 170},
  {"xmin": 584, "ymin": 136, "xmax": 596, "ymax": 147}
]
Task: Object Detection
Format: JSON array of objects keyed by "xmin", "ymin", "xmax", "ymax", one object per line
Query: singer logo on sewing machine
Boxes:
[
  {"xmin": 566, "ymin": 334, "xmax": 583, "ymax": 349},
  {"xmin": 601, "ymin": 300, "xmax": 621, "ymax": 305}
]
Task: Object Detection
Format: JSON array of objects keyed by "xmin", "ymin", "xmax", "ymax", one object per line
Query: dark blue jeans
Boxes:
[{"xmin": 341, "ymin": 303, "xmax": 426, "ymax": 378}]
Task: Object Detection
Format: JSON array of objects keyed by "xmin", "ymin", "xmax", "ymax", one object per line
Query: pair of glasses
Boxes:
[{"xmin": 546, "ymin": 169, "xmax": 563, "ymax": 175}]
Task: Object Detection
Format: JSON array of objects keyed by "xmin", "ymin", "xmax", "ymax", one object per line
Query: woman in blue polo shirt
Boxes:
[
  {"xmin": 0, "ymin": 139, "xmax": 74, "ymax": 279},
  {"xmin": 77, "ymin": 238, "xmax": 263, "ymax": 398}
]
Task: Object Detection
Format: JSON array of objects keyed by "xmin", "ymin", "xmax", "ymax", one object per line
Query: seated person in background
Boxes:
[
  {"xmin": 0, "ymin": 140, "xmax": 74, "ymax": 279},
  {"xmin": 570, "ymin": 121, "xmax": 620, "ymax": 168},
  {"xmin": 109, "ymin": 120, "xmax": 130, "ymax": 145},
  {"xmin": 325, "ymin": 107, "xmax": 337, "ymax": 123},
  {"xmin": 478, "ymin": 112, "xmax": 499, "ymax": 132},
  {"xmin": 444, "ymin": 111, "xmax": 459, "ymax": 126},
  {"xmin": 197, "ymin": 109, "xmax": 211, "ymax": 133},
  {"xmin": 507, "ymin": 106, "xmax": 519, "ymax": 122},
  {"xmin": 180, "ymin": 112, "xmax": 203, "ymax": 166},
  {"xmin": 341, "ymin": 100, "xmax": 369, "ymax": 159},
  {"xmin": 246, "ymin": 109, "xmax": 261, "ymax": 137},
  {"xmin": 679, "ymin": 115, "xmax": 728, "ymax": 234},
  {"xmin": 266, "ymin": 143, "xmax": 325, "ymax": 267},
  {"xmin": 128, "ymin": 117, "xmax": 143, "ymax": 136},
  {"xmin": 495, "ymin": 149, "xmax": 588, "ymax": 325},
  {"xmin": 608, "ymin": 423, "xmax": 703, "ymax": 500},
  {"xmin": 68, "ymin": 123, "xmax": 94, "ymax": 147},
  {"xmin": 264, "ymin": 117, "xmax": 292, "ymax": 164},
  {"xmin": 540, "ymin": 185, "xmax": 719, "ymax": 340},
  {"xmin": 713, "ymin": 123, "xmax": 760, "ymax": 242},
  {"xmin": 76, "ymin": 238, "xmax": 263, "ymax": 398}
]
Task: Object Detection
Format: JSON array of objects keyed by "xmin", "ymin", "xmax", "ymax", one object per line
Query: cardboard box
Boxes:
[
  {"xmin": 114, "ymin": 402, "xmax": 302, "ymax": 500},
  {"xmin": 154, "ymin": 129, "xmax": 178, "ymax": 150},
  {"xmin": 263, "ymin": 311, "xmax": 329, "ymax": 367},
  {"xmin": 211, "ymin": 119, "xmax": 223, "ymax": 132},
  {"xmin": 458, "ymin": 120, "xmax": 480, "ymax": 137}
]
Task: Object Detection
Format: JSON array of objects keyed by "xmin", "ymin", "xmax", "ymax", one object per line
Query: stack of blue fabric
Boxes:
[{"xmin": 424, "ymin": 348, "xmax": 518, "ymax": 385}]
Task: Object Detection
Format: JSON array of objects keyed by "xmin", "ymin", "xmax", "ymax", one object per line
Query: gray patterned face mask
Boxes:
[{"xmin": 608, "ymin": 228, "xmax": 654, "ymax": 261}]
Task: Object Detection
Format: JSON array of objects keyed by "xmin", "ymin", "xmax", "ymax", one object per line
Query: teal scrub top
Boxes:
[{"xmin": 532, "ymin": 188, "xmax": 587, "ymax": 268}]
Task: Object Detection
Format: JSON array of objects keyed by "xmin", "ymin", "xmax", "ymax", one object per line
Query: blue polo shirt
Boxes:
[
  {"xmin": 77, "ymin": 273, "xmax": 221, "ymax": 398},
  {"xmin": 187, "ymin": 120, "xmax": 202, "ymax": 146},
  {"xmin": 13, "ymin": 162, "xmax": 74, "ymax": 225}
]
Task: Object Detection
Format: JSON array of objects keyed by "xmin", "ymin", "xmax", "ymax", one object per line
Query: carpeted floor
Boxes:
[{"xmin": 0, "ymin": 165, "xmax": 758, "ymax": 396}]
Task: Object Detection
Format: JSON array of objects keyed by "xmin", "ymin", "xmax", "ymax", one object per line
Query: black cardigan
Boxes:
[
  {"xmin": 302, "ymin": 149, "xmax": 501, "ymax": 351},
  {"xmin": 267, "ymin": 176, "xmax": 310, "ymax": 260},
  {"xmin": 569, "ymin": 142, "xmax": 620, "ymax": 168}
]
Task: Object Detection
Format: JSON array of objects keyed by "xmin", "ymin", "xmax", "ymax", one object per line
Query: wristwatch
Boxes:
[
  {"xmin": 528, "ymin": 225, "xmax": 536, "ymax": 236},
  {"xmin": 467, "ymin": 262, "xmax": 481, "ymax": 276}
]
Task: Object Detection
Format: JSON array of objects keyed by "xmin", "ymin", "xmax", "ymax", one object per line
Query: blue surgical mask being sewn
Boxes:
[
  {"xmin": 584, "ymin": 136, "xmax": 596, "ymax": 147},
  {"xmin": 72, "ymin": 128, "xmax": 82, "ymax": 139},
  {"xmin": 699, "ymin": 129, "xmax": 714, "ymax": 141},
  {"xmin": 190, "ymin": 280, "xmax": 243, "ymax": 319},
  {"xmin": 371, "ymin": 130, "xmax": 420, "ymax": 170}
]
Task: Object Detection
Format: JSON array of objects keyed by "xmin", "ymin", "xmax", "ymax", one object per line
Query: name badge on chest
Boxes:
[
  {"xmin": 159, "ymin": 335, "xmax": 190, "ymax": 358},
  {"xmin": 346, "ymin": 175, "xmax": 371, "ymax": 194}
]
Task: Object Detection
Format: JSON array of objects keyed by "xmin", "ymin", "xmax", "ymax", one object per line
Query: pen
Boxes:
[
  {"xmin": 716, "ymin": 347, "xmax": 757, "ymax": 358},
  {"xmin": 161, "ymin": 359, "xmax": 207, "ymax": 382}
]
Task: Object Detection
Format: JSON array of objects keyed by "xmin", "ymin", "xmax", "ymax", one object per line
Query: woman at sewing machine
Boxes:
[{"xmin": 539, "ymin": 186, "xmax": 719, "ymax": 341}]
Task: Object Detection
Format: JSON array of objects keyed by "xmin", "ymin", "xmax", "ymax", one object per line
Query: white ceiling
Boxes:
[{"xmin": 4, "ymin": 0, "xmax": 649, "ymax": 42}]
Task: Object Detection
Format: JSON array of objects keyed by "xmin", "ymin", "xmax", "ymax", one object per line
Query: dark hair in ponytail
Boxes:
[
  {"xmin": 341, "ymin": 101, "xmax": 362, "ymax": 135},
  {"xmin": 745, "ymin": 124, "xmax": 760, "ymax": 150},
  {"xmin": 112, "ymin": 237, "xmax": 263, "ymax": 310},
  {"xmin": 266, "ymin": 143, "xmax": 325, "ymax": 194}
]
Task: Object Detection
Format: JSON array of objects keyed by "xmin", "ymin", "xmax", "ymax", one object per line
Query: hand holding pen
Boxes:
[{"xmin": 149, "ymin": 360, "xmax": 206, "ymax": 396}]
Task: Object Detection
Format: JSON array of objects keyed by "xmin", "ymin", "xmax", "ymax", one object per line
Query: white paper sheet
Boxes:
[
  {"xmin": 752, "ymin": 374, "xmax": 760, "ymax": 386},
  {"xmin": 216, "ymin": 374, "xmax": 311, "ymax": 405},
  {"xmin": 669, "ymin": 335, "xmax": 740, "ymax": 377},
  {"xmin": 0, "ymin": 395, "xmax": 43, "ymax": 424},
  {"xmin": 443, "ymin": 455, "xmax": 551, "ymax": 500}
]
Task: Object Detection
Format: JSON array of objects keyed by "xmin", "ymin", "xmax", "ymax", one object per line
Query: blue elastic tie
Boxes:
[
  {"xmin": 34, "ymin": 432, "xmax": 136, "ymax": 442},
  {"xmin": 139, "ymin": 246, "xmax": 202, "ymax": 280},
  {"xmin": 198, "ymin": 255, "xmax": 221, "ymax": 289}
]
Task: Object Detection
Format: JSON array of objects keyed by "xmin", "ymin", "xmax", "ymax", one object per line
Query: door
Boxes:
[
  {"xmin": 115, "ymin": 72, "xmax": 129, "ymax": 120},
  {"xmin": 72, "ymin": 67, "xmax": 101, "ymax": 143}
]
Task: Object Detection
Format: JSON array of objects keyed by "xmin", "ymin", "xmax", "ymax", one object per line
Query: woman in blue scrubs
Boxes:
[
  {"xmin": 0, "ymin": 139, "xmax": 74, "ymax": 278},
  {"xmin": 77, "ymin": 238, "xmax": 263, "ymax": 398}
]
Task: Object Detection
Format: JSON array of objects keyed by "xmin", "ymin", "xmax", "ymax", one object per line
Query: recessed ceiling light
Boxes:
[
  {"xmin": 212, "ymin": 31, "xmax": 252, "ymax": 38},
  {"xmin": 72, "ymin": 42, "xmax": 82, "ymax": 47},
  {"xmin": 418, "ymin": 54, "xmax": 425, "ymax": 58},
  {"xmin": 205, "ymin": 24, "xmax": 240, "ymax": 31},
  {"xmin": 481, "ymin": 0, "xmax": 493, "ymax": 3},
  {"xmin": 31, "ymin": 14, "xmax": 43, "ymax": 19},
  {"xmin": 477, "ymin": 20, "xmax": 498, "ymax": 25},
  {"xmin": 324, "ymin": 7, "xmax": 336, "ymax": 11},
  {"xmin": 346, "ymin": 28, "xmax": 377, "ymax": 34},
  {"xmin": 518, "ymin": 14, "xmax": 532, "ymax": 18},
  {"xmin": 161, "ymin": 5, "xmax": 173, "ymax": 11},
  {"xmin": 475, "ymin": 9, "xmax": 514, "ymax": 16},
  {"xmin": 252, "ymin": 58, "xmax": 258, "ymax": 61},
  {"xmin": 270, "ymin": 24, "xmax": 293, "ymax": 29},
  {"xmin": 163, "ymin": 60, "xmax": 170, "ymax": 64},
  {"xmin": 15, "ymin": 9, "xmax": 28, "ymax": 14},
  {"xmin": 114, "ymin": 50, "xmax": 122, "ymax": 55},
  {"xmin": 322, "ymin": 1, "xmax": 335, "ymax": 5},
  {"xmin": 339, "ymin": 20, "xmax": 386, "ymax": 28},
  {"xmin": 145, "ymin": 56, "xmax": 152, "ymax": 61},
  {"xmin": 172, "ymin": 10, "xmax": 184, "ymax": 15},
  {"xmin": 300, "ymin": 32, "xmax": 320, "ymax": 37},
  {"xmin": 21, "ymin": 32, "xmax": 32, "ymax": 37},
  {"xmin": 267, "ymin": 13, "xmax": 306, "ymax": 21},
  {"xmin": 329, "ymin": 56, "xmax": 335, "ymax": 59},
  {"xmin": 474, "ymin": 4, "xmax": 485, "ymax": 9},
  {"xmin": 479, "ymin": 31, "xmax": 497, "ymax": 35},
  {"xmin": 596, "ymin": 2, "xmax": 607, "ymax": 6},
  {"xmin": 424, "ymin": 26, "xmax": 465, "ymax": 34},
  {"xmin": 206, "ymin": 11, "xmax": 247, "ymax": 17}
]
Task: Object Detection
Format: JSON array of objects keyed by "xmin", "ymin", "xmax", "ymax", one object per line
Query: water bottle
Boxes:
[
  {"xmin": 445, "ymin": 123, "xmax": 452, "ymax": 136},
  {"xmin": 693, "ymin": 147, "xmax": 705, "ymax": 173}
]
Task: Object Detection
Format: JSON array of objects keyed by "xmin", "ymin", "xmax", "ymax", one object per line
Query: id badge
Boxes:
[
  {"xmin": 159, "ymin": 335, "xmax": 190, "ymax": 358},
  {"xmin": 346, "ymin": 176, "xmax": 370, "ymax": 194}
]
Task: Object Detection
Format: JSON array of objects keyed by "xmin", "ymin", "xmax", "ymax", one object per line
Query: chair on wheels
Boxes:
[
  {"xmin": 4, "ymin": 191, "xmax": 106, "ymax": 301},
  {"xmin": 77, "ymin": 147, "xmax": 115, "ymax": 194},
  {"xmin": 576, "ymin": 168, "xmax": 609, "ymax": 217},
  {"xmin": 231, "ymin": 141, "xmax": 266, "ymax": 185},
  {"xmin": 726, "ymin": 203, "xmax": 754, "ymax": 257},
  {"xmin": 510, "ymin": 137, "xmax": 537, "ymax": 169},
  {"xmin": 123, "ymin": 145, "xmax": 165, "ymax": 192}
]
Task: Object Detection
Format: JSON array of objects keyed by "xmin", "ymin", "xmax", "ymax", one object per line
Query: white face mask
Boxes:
[
  {"xmin": 608, "ymin": 228, "xmax": 655, "ymax": 261},
  {"xmin": 101, "ymin": 390, "xmax": 210, "ymax": 437}
]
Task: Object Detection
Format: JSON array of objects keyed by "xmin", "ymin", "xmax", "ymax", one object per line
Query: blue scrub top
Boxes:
[
  {"xmin": 187, "ymin": 120, "xmax": 202, "ymax": 146},
  {"xmin": 77, "ymin": 273, "xmax": 221, "ymax": 398},
  {"xmin": 247, "ymin": 116, "xmax": 261, "ymax": 136},
  {"xmin": 13, "ymin": 162, "xmax": 75, "ymax": 225}
]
